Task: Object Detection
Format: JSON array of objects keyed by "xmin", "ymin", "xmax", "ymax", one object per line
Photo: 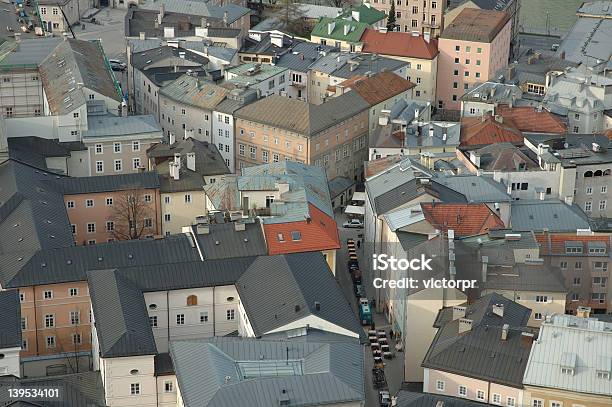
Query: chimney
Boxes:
[
  {"xmin": 169, "ymin": 161, "xmax": 180, "ymax": 180},
  {"xmin": 169, "ymin": 132, "xmax": 176, "ymax": 145},
  {"xmin": 435, "ymin": 402, "xmax": 444, "ymax": 407},
  {"xmin": 14, "ymin": 32, "xmax": 21, "ymax": 43},
  {"xmin": 428, "ymin": 127, "xmax": 434, "ymax": 137},
  {"xmin": 560, "ymin": 51, "xmax": 565, "ymax": 60},
  {"xmin": 564, "ymin": 196, "xmax": 574, "ymax": 205},
  {"xmin": 62, "ymin": 32, "xmax": 68, "ymax": 41},
  {"xmin": 458, "ymin": 318, "xmax": 473, "ymax": 334},
  {"xmin": 139, "ymin": 32, "xmax": 146, "ymax": 40},
  {"xmin": 186, "ymin": 152, "xmax": 196, "ymax": 171},
  {"xmin": 576, "ymin": 306, "xmax": 591, "ymax": 318},
  {"xmin": 158, "ymin": 4, "xmax": 165, "ymax": 25},
  {"xmin": 469, "ymin": 151, "xmax": 481, "ymax": 167},
  {"xmin": 507, "ymin": 65, "xmax": 515, "ymax": 80},
  {"xmin": 494, "ymin": 114, "xmax": 503, "ymax": 123},
  {"xmin": 452, "ymin": 306, "xmax": 466, "ymax": 320},
  {"xmin": 501, "ymin": 323, "xmax": 509, "ymax": 340},
  {"xmin": 424, "ymin": 32, "xmax": 430, "ymax": 43},
  {"xmin": 493, "ymin": 303, "xmax": 504, "ymax": 318},
  {"xmin": 223, "ymin": 11, "xmax": 229, "ymax": 26},
  {"xmin": 201, "ymin": 17, "xmax": 207, "ymax": 28},
  {"xmin": 481, "ymin": 255, "xmax": 488, "ymax": 282},
  {"xmin": 174, "ymin": 153, "xmax": 182, "ymax": 170},
  {"xmin": 538, "ymin": 190, "xmax": 545, "ymax": 200},
  {"xmin": 234, "ymin": 221, "xmax": 246, "ymax": 231}
]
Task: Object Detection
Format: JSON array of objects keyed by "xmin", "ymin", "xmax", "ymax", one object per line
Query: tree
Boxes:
[
  {"xmin": 277, "ymin": 0, "xmax": 306, "ymax": 35},
  {"xmin": 107, "ymin": 187, "xmax": 155, "ymax": 240},
  {"xmin": 387, "ymin": 0, "xmax": 396, "ymax": 31}
]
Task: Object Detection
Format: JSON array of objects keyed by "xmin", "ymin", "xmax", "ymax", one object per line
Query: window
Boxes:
[
  {"xmin": 164, "ymin": 214, "xmax": 171, "ymax": 222},
  {"xmin": 72, "ymin": 333, "xmax": 82, "ymax": 345},
  {"xmin": 176, "ymin": 314, "xmax": 185, "ymax": 325},
  {"xmin": 86, "ymin": 222, "xmax": 96, "ymax": 233},
  {"xmin": 492, "ymin": 394, "xmax": 501, "ymax": 404},
  {"xmin": 277, "ymin": 233, "xmax": 285, "ymax": 242},
  {"xmin": 571, "ymin": 292, "xmax": 579, "ymax": 301},
  {"xmin": 149, "ymin": 316, "xmax": 158, "ymax": 327},
  {"xmin": 106, "ymin": 221, "xmax": 115, "ymax": 231},
  {"xmin": 200, "ymin": 312, "xmax": 209, "ymax": 323},
  {"xmin": 113, "ymin": 142, "xmax": 121, "ymax": 153},
  {"xmin": 45, "ymin": 314, "xmax": 55, "ymax": 328},
  {"xmin": 130, "ymin": 383, "xmax": 140, "ymax": 395},
  {"xmin": 573, "ymin": 126, "xmax": 579, "ymax": 133},
  {"xmin": 475, "ymin": 72, "xmax": 481, "ymax": 78},
  {"xmin": 250, "ymin": 146, "xmax": 256, "ymax": 159},
  {"xmin": 69, "ymin": 288, "xmax": 78, "ymax": 297},
  {"xmin": 455, "ymin": 45, "xmax": 460, "ymax": 52},
  {"xmin": 550, "ymin": 403, "xmax": 562, "ymax": 407},
  {"xmin": 95, "ymin": 161, "xmax": 104, "ymax": 173},
  {"xmin": 465, "ymin": 59, "xmax": 470, "ymax": 65},
  {"xmin": 70, "ymin": 311, "xmax": 80, "ymax": 325},
  {"xmin": 458, "ymin": 385, "xmax": 467, "ymax": 397},
  {"xmin": 573, "ymin": 276, "xmax": 580, "ymax": 285},
  {"xmin": 602, "ymin": 185, "xmax": 608, "ymax": 193},
  {"xmin": 585, "ymin": 201, "xmax": 592, "ymax": 211},
  {"xmin": 19, "ymin": 293, "xmax": 25, "ymax": 303},
  {"xmin": 592, "ymin": 293, "xmax": 606, "ymax": 303},
  {"xmin": 143, "ymin": 194, "xmax": 152, "ymax": 203},
  {"xmin": 86, "ymin": 199, "xmax": 94, "ymax": 208},
  {"xmin": 262, "ymin": 150, "xmax": 269, "ymax": 163},
  {"xmin": 184, "ymin": 194, "xmax": 192, "ymax": 203},
  {"xmin": 599, "ymin": 200, "xmax": 607, "ymax": 210},
  {"xmin": 239, "ymin": 144, "xmax": 245, "ymax": 156},
  {"xmin": 597, "ymin": 371, "xmax": 610, "ymax": 379},
  {"xmin": 454, "ymin": 57, "xmax": 459, "ymax": 64},
  {"xmin": 164, "ymin": 381, "xmax": 173, "ymax": 393},
  {"xmin": 114, "ymin": 159, "xmax": 122, "ymax": 172},
  {"xmin": 67, "ymin": 201, "xmax": 75, "ymax": 209},
  {"xmin": 187, "ymin": 295, "xmax": 198, "ymax": 306},
  {"xmin": 532, "ymin": 401, "xmax": 542, "ymax": 407},
  {"xmin": 106, "ymin": 197, "xmax": 113, "ymax": 206},
  {"xmin": 73, "ymin": 112, "xmax": 79, "ymax": 118},
  {"xmin": 464, "ymin": 71, "xmax": 470, "ymax": 77},
  {"xmin": 21, "ymin": 317, "xmax": 26, "ymax": 330},
  {"xmin": 575, "ymin": 261, "xmax": 582, "ymax": 269},
  {"xmin": 133, "ymin": 158, "xmax": 141, "ymax": 169},
  {"xmin": 46, "ymin": 336, "xmax": 56, "ymax": 348},
  {"xmin": 412, "ymin": 19, "xmax": 418, "ymax": 27},
  {"xmin": 144, "ymin": 218, "xmax": 152, "ymax": 228},
  {"xmin": 44, "ymin": 290, "xmax": 53, "ymax": 299},
  {"xmin": 476, "ymin": 390, "xmax": 485, "ymax": 400},
  {"xmin": 534, "ymin": 312, "xmax": 543, "ymax": 320},
  {"xmin": 507, "ymin": 397, "xmax": 515, "ymax": 407},
  {"xmin": 291, "ymin": 231, "xmax": 301, "ymax": 241},
  {"xmin": 535, "ymin": 295, "xmax": 548, "ymax": 303},
  {"xmin": 453, "ymin": 69, "xmax": 459, "ymax": 76},
  {"xmin": 226, "ymin": 309, "xmax": 235, "ymax": 320},
  {"xmin": 436, "ymin": 380, "xmax": 445, "ymax": 391}
]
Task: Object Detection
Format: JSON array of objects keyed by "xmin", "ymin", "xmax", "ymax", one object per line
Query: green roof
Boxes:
[
  {"xmin": 339, "ymin": 4, "xmax": 386, "ymax": 25},
  {"xmin": 311, "ymin": 17, "xmax": 368, "ymax": 43},
  {"xmin": 226, "ymin": 62, "xmax": 288, "ymax": 86}
]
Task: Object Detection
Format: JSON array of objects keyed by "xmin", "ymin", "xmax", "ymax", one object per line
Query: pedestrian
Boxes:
[
  {"xmin": 389, "ymin": 329, "xmax": 394, "ymax": 339},
  {"xmin": 357, "ymin": 239, "xmax": 361, "ymax": 249}
]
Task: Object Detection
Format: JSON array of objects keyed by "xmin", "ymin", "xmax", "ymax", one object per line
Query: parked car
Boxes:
[
  {"xmin": 109, "ymin": 59, "xmax": 127, "ymax": 71},
  {"xmin": 343, "ymin": 218, "xmax": 363, "ymax": 228},
  {"xmin": 354, "ymin": 283, "xmax": 364, "ymax": 297},
  {"xmin": 379, "ymin": 390, "xmax": 391, "ymax": 407}
]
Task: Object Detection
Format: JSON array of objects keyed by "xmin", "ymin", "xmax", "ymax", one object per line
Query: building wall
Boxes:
[
  {"xmin": 84, "ymin": 135, "xmax": 161, "ymax": 177},
  {"xmin": 156, "ymin": 375, "xmax": 177, "ymax": 407},
  {"xmin": 211, "ymin": 111, "xmax": 234, "ymax": 170},
  {"xmin": 310, "ymin": 35, "xmax": 362, "ymax": 53},
  {"xmin": 573, "ymin": 163, "xmax": 612, "ymax": 218},
  {"xmin": 19, "ymin": 282, "xmax": 91, "ymax": 360},
  {"xmin": 158, "ymin": 94, "xmax": 213, "ymax": 144},
  {"xmin": 491, "ymin": 169, "xmax": 562, "ymax": 200},
  {"xmin": 370, "ymin": 0, "xmax": 445, "ymax": 37},
  {"xmin": 424, "ymin": 368, "xmax": 523, "ymax": 406},
  {"xmin": 436, "ymin": 19, "xmax": 511, "ymax": 111},
  {"xmin": 100, "ymin": 354, "xmax": 157, "ymax": 407},
  {"xmin": 366, "ymin": 91, "xmax": 413, "ymax": 136},
  {"xmin": 38, "ymin": 0, "xmax": 93, "ymax": 34},
  {"xmin": 64, "ymin": 188, "xmax": 161, "ymax": 245},
  {"xmin": 133, "ymin": 69, "xmax": 161, "ymax": 117},
  {"xmin": 161, "ymin": 190, "xmax": 207, "ymax": 236},
  {"xmin": 482, "ymin": 288, "xmax": 566, "ymax": 327},
  {"xmin": 143, "ymin": 285, "xmax": 240, "ymax": 353},
  {"xmin": 0, "ymin": 347, "xmax": 21, "ymax": 377},
  {"xmin": 0, "ymin": 68, "xmax": 45, "ymax": 118},
  {"xmin": 524, "ymin": 386, "xmax": 612, "ymax": 407}
]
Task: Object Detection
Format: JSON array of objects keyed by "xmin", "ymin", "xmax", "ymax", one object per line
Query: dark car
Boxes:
[
  {"xmin": 354, "ymin": 283, "xmax": 364, "ymax": 297},
  {"xmin": 109, "ymin": 59, "xmax": 127, "ymax": 71}
]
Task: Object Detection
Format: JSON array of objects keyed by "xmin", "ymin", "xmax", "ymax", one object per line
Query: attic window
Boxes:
[
  {"xmin": 561, "ymin": 367, "xmax": 574, "ymax": 375},
  {"xmin": 130, "ymin": 369, "xmax": 139, "ymax": 375},
  {"xmin": 291, "ymin": 231, "xmax": 301, "ymax": 241},
  {"xmin": 149, "ymin": 304, "xmax": 158, "ymax": 310},
  {"xmin": 227, "ymin": 296, "xmax": 235, "ymax": 302},
  {"xmin": 277, "ymin": 233, "xmax": 285, "ymax": 242},
  {"xmin": 597, "ymin": 371, "xmax": 610, "ymax": 380}
]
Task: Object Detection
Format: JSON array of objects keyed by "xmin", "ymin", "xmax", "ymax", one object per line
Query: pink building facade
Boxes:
[{"xmin": 436, "ymin": 10, "xmax": 511, "ymax": 112}]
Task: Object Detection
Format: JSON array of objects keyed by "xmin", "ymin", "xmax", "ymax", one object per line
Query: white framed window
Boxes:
[
  {"xmin": 70, "ymin": 311, "xmax": 80, "ymax": 325},
  {"xmin": 164, "ymin": 196, "xmax": 170, "ymax": 204},
  {"xmin": 130, "ymin": 383, "xmax": 140, "ymax": 395},
  {"xmin": 435, "ymin": 380, "xmax": 445, "ymax": 391},
  {"xmin": 44, "ymin": 314, "xmax": 55, "ymax": 328},
  {"xmin": 550, "ymin": 402, "xmax": 562, "ymax": 407},
  {"xmin": 532, "ymin": 400, "xmax": 543, "ymax": 407},
  {"xmin": 21, "ymin": 317, "xmax": 26, "ymax": 330},
  {"xmin": 87, "ymin": 223, "xmax": 96, "ymax": 233},
  {"xmin": 176, "ymin": 314, "xmax": 185, "ymax": 325},
  {"xmin": 164, "ymin": 381, "xmax": 173, "ymax": 393},
  {"xmin": 507, "ymin": 397, "xmax": 515, "ymax": 407},
  {"xmin": 492, "ymin": 394, "xmax": 501, "ymax": 404},
  {"xmin": 69, "ymin": 288, "xmax": 78, "ymax": 297},
  {"xmin": 86, "ymin": 199, "xmax": 94, "ymax": 208},
  {"xmin": 535, "ymin": 295, "xmax": 548, "ymax": 303},
  {"xmin": 476, "ymin": 390, "xmax": 485, "ymax": 400},
  {"xmin": 458, "ymin": 385, "xmax": 467, "ymax": 397},
  {"xmin": 585, "ymin": 201, "xmax": 592, "ymax": 211},
  {"xmin": 113, "ymin": 142, "xmax": 121, "ymax": 153},
  {"xmin": 226, "ymin": 309, "xmax": 235, "ymax": 320},
  {"xmin": 184, "ymin": 194, "xmax": 192, "ymax": 203},
  {"xmin": 133, "ymin": 158, "xmax": 141, "ymax": 169},
  {"xmin": 599, "ymin": 200, "xmax": 607, "ymax": 210},
  {"xmin": 200, "ymin": 312, "xmax": 209, "ymax": 323},
  {"xmin": 72, "ymin": 333, "xmax": 82, "ymax": 345},
  {"xmin": 534, "ymin": 312, "xmax": 543, "ymax": 320},
  {"xmin": 114, "ymin": 159, "xmax": 122, "ymax": 172},
  {"xmin": 602, "ymin": 185, "xmax": 608, "ymax": 193},
  {"xmin": 106, "ymin": 221, "xmax": 115, "ymax": 231},
  {"xmin": 586, "ymin": 186, "xmax": 593, "ymax": 194},
  {"xmin": 96, "ymin": 161, "xmax": 104, "ymax": 173},
  {"xmin": 597, "ymin": 371, "xmax": 610, "ymax": 379},
  {"xmin": 106, "ymin": 197, "xmax": 113, "ymax": 206},
  {"xmin": 43, "ymin": 290, "xmax": 53, "ymax": 299},
  {"xmin": 46, "ymin": 336, "xmax": 56, "ymax": 348},
  {"xmin": 67, "ymin": 201, "xmax": 75, "ymax": 209},
  {"xmin": 144, "ymin": 194, "xmax": 152, "ymax": 203},
  {"xmin": 164, "ymin": 214, "xmax": 171, "ymax": 222}
]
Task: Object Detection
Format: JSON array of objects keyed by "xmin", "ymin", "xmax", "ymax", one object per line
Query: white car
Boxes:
[{"xmin": 343, "ymin": 219, "xmax": 363, "ymax": 228}]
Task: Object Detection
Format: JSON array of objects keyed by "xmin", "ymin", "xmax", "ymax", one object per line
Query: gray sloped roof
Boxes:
[
  {"xmin": 423, "ymin": 293, "xmax": 532, "ymax": 387},
  {"xmin": 170, "ymin": 335, "xmax": 364, "ymax": 407},
  {"xmin": 138, "ymin": 0, "xmax": 250, "ymax": 22},
  {"xmin": 327, "ymin": 176, "xmax": 354, "ymax": 199},
  {"xmin": 510, "ymin": 199, "xmax": 590, "ymax": 232},
  {"xmin": 192, "ymin": 221, "xmax": 268, "ymax": 259},
  {"xmin": 483, "ymin": 263, "xmax": 567, "ymax": 293},
  {"xmin": 236, "ymin": 253, "xmax": 366, "ymax": 342},
  {"xmin": 330, "ymin": 53, "xmax": 408, "ymax": 79},
  {"xmin": 396, "ymin": 391, "xmax": 496, "ymax": 407},
  {"xmin": 5, "ymin": 235, "xmax": 200, "ymax": 288},
  {"xmin": 275, "ymin": 41, "xmax": 336, "ymax": 73},
  {"xmin": 88, "ymin": 269, "xmax": 157, "ymax": 358},
  {"xmin": 0, "ymin": 289, "xmax": 21, "ymax": 348},
  {"xmin": 57, "ymin": 171, "xmax": 160, "ymax": 195},
  {"xmin": 84, "ymin": 114, "xmax": 162, "ymax": 138},
  {"xmin": 436, "ymin": 175, "xmax": 511, "ymax": 203},
  {"xmin": 0, "ymin": 372, "xmax": 105, "ymax": 406}
]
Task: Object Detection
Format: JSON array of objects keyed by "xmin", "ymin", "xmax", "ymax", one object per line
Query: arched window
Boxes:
[
  {"xmin": 603, "ymin": 169, "xmax": 611, "ymax": 176},
  {"xmin": 584, "ymin": 171, "xmax": 593, "ymax": 177},
  {"xmin": 594, "ymin": 170, "xmax": 603, "ymax": 177},
  {"xmin": 187, "ymin": 295, "xmax": 198, "ymax": 306}
]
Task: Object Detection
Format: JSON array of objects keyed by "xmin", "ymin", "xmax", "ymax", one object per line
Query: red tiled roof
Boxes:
[
  {"xmin": 364, "ymin": 155, "xmax": 403, "ymax": 178},
  {"xmin": 264, "ymin": 203, "xmax": 340, "ymax": 255},
  {"xmin": 495, "ymin": 105, "xmax": 567, "ymax": 134},
  {"xmin": 535, "ymin": 233, "xmax": 611, "ymax": 256},
  {"xmin": 361, "ymin": 29, "xmax": 439, "ymax": 60},
  {"xmin": 421, "ymin": 203, "xmax": 505, "ymax": 236},
  {"xmin": 338, "ymin": 71, "xmax": 415, "ymax": 106},
  {"xmin": 460, "ymin": 115, "xmax": 523, "ymax": 146}
]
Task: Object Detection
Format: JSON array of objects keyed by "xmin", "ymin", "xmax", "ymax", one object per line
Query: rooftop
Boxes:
[
  {"xmin": 420, "ymin": 202, "xmax": 505, "ymax": 237},
  {"xmin": 484, "ymin": 263, "xmax": 567, "ymax": 293},
  {"xmin": 441, "ymin": 8, "xmax": 511, "ymax": 43},
  {"xmin": 460, "ymin": 82, "xmax": 522, "ymax": 104},
  {"xmin": 460, "ymin": 115, "xmax": 523, "ymax": 147},
  {"xmin": 0, "ymin": 289, "xmax": 21, "ymax": 349},
  {"xmin": 435, "ymin": 175, "xmax": 511, "ymax": 203},
  {"xmin": 361, "ymin": 29, "xmax": 439, "ymax": 59},
  {"xmin": 311, "ymin": 17, "xmax": 368, "ymax": 43},
  {"xmin": 523, "ymin": 314, "xmax": 612, "ymax": 396},
  {"xmin": 495, "ymin": 105, "xmax": 566, "ymax": 134},
  {"xmin": 226, "ymin": 62, "xmax": 288, "ymax": 86},
  {"xmin": 535, "ymin": 232, "xmax": 611, "ymax": 256},
  {"xmin": 470, "ymin": 142, "xmax": 540, "ymax": 171},
  {"xmin": 510, "ymin": 199, "xmax": 591, "ymax": 232},
  {"xmin": 159, "ymin": 74, "xmax": 229, "ymax": 111},
  {"xmin": 57, "ymin": 172, "xmax": 160, "ymax": 195},
  {"xmin": 338, "ymin": 3, "xmax": 385, "ymax": 25},
  {"xmin": 191, "ymin": 220, "xmax": 268, "ymax": 259},
  {"xmin": 85, "ymin": 114, "xmax": 162, "ymax": 138},
  {"xmin": 337, "ymin": 71, "xmax": 415, "ymax": 106}
]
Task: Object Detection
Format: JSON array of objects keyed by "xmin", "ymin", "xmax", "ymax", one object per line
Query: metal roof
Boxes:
[
  {"xmin": 396, "ymin": 390, "xmax": 497, "ymax": 407},
  {"xmin": 192, "ymin": 221, "xmax": 268, "ymax": 259},
  {"xmin": 423, "ymin": 293, "xmax": 532, "ymax": 387},
  {"xmin": 159, "ymin": 74, "xmax": 229, "ymax": 110},
  {"xmin": 88, "ymin": 269, "xmax": 157, "ymax": 358},
  {"xmin": 483, "ymin": 263, "xmax": 567, "ymax": 293},
  {"xmin": 170, "ymin": 335, "xmax": 364, "ymax": 407},
  {"xmin": 0, "ymin": 289, "xmax": 21, "ymax": 348},
  {"xmin": 510, "ymin": 199, "xmax": 591, "ymax": 232},
  {"xmin": 327, "ymin": 176, "xmax": 354, "ymax": 199},
  {"xmin": 557, "ymin": 10, "xmax": 612, "ymax": 67},
  {"xmin": 138, "ymin": 0, "xmax": 250, "ymax": 22},
  {"xmin": 0, "ymin": 37, "xmax": 62, "ymax": 69},
  {"xmin": 227, "ymin": 62, "xmax": 288, "ymax": 86},
  {"xmin": 275, "ymin": 41, "xmax": 336, "ymax": 73},
  {"xmin": 436, "ymin": 175, "xmax": 511, "ymax": 203},
  {"xmin": 85, "ymin": 114, "xmax": 162, "ymax": 138},
  {"xmin": 523, "ymin": 314, "xmax": 612, "ymax": 396},
  {"xmin": 57, "ymin": 171, "xmax": 160, "ymax": 195}
]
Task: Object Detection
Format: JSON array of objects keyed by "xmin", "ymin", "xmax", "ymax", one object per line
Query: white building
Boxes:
[{"xmin": 0, "ymin": 290, "xmax": 22, "ymax": 378}]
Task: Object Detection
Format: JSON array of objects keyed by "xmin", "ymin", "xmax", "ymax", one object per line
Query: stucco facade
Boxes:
[
  {"xmin": 85, "ymin": 135, "xmax": 161, "ymax": 177},
  {"xmin": 370, "ymin": 0, "xmax": 445, "ymax": 37}
]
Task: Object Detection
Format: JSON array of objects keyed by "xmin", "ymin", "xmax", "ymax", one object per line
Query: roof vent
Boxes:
[
  {"xmin": 224, "ymin": 375, "xmax": 232, "ymax": 384},
  {"xmin": 98, "ymin": 257, "xmax": 103, "ymax": 261},
  {"xmin": 314, "ymin": 301, "xmax": 321, "ymax": 311},
  {"xmin": 215, "ymin": 240, "xmax": 220, "ymax": 245},
  {"xmin": 128, "ymin": 254, "xmax": 134, "ymax": 259},
  {"xmin": 41, "ymin": 262, "xmax": 47, "ymax": 267},
  {"xmin": 66, "ymin": 260, "xmax": 72, "ymax": 265},
  {"xmin": 295, "ymin": 305, "xmax": 301, "ymax": 312}
]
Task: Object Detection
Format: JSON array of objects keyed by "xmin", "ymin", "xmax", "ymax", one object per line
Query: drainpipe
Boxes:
[
  {"xmin": 166, "ymin": 291, "xmax": 170, "ymax": 349},
  {"xmin": 33, "ymin": 286, "xmax": 39, "ymax": 355},
  {"xmin": 212, "ymin": 286, "xmax": 216, "ymax": 336}
]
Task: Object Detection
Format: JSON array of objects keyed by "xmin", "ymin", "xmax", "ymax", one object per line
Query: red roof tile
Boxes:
[
  {"xmin": 495, "ymin": 105, "xmax": 566, "ymax": 134},
  {"xmin": 421, "ymin": 203, "xmax": 505, "ymax": 236},
  {"xmin": 264, "ymin": 203, "xmax": 340, "ymax": 255},
  {"xmin": 338, "ymin": 71, "xmax": 415, "ymax": 106},
  {"xmin": 535, "ymin": 233, "xmax": 611, "ymax": 256},
  {"xmin": 361, "ymin": 29, "xmax": 439, "ymax": 60},
  {"xmin": 460, "ymin": 115, "xmax": 523, "ymax": 146}
]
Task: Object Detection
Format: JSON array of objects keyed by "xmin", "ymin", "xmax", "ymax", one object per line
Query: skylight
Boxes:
[{"xmin": 236, "ymin": 360, "xmax": 303, "ymax": 379}]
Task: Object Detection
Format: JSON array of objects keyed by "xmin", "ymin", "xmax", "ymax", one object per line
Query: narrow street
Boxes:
[{"xmin": 334, "ymin": 210, "xmax": 405, "ymax": 406}]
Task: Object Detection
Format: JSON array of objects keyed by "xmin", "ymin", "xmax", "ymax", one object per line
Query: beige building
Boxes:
[
  {"xmin": 523, "ymin": 313, "xmax": 612, "ymax": 407},
  {"xmin": 360, "ymin": 29, "xmax": 439, "ymax": 102},
  {"xmin": 370, "ymin": 0, "xmax": 445, "ymax": 37},
  {"xmin": 234, "ymin": 92, "xmax": 370, "ymax": 181}
]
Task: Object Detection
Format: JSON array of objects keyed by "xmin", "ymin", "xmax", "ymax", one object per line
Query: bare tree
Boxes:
[
  {"xmin": 277, "ymin": 0, "xmax": 306, "ymax": 34},
  {"xmin": 108, "ymin": 187, "xmax": 155, "ymax": 240}
]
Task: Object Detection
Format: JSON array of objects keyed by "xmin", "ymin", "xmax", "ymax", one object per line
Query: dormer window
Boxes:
[
  {"xmin": 561, "ymin": 367, "xmax": 574, "ymax": 375},
  {"xmin": 560, "ymin": 352, "xmax": 576, "ymax": 376},
  {"xmin": 597, "ymin": 371, "xmax": 610, "ymax": 380}
]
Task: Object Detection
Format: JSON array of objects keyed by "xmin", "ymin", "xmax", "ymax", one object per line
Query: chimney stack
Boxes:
[
  {"xmin": 521, "ymin": 331, "xmax": 535, "ymax": 347},
  {"xmin": 492, "ymin": 303, "xmax": 504, "ymax": 318},
  {"xmin": 169, "ymin": 161, "xmax": 180, "ymax": 180},
  {"xmin": 428, "ymin": 127, "xmax": 434, "ymax": 137},
  {"xmin": 186, "ymin": 152, "xmax": 196, "ymax": 171},
  {"xmin": 458, "ymin": 318, "xmax": 473, "ymax": 334},
  {"xmin": 501, "ymin": 323, "xmax": 509, "ymax": 340},
  {"xmin": 469, "ymin": 151, "xmax": 481, "ymax": 167},
  {"xmin": 481, "ymin": 255, "xmax": 488, "ymax": 282},
  {"xmin": 234, "ymin": 221, "xmax": 246, "ymax": 231},
  {"xmin": 452, "ymin": 306, "xmax": 466, "ymax": 320},
  {"xmin": 223, "ymin": 11, "xmax": 229, "ymax": 26},
  {"xmin": 158, "ymin": 4, "xmax": 165, "ymax": 24},
  {"xmin": 424, "ymin": 31, "xmax": 430, "ymax": 43},
  {"xmin": 174, "ymin": 153, "xmax": 182, "ymax": 170},
  {"xmin": 576, "ymin": 306, "xmax": 591, "ymax": 318}
]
